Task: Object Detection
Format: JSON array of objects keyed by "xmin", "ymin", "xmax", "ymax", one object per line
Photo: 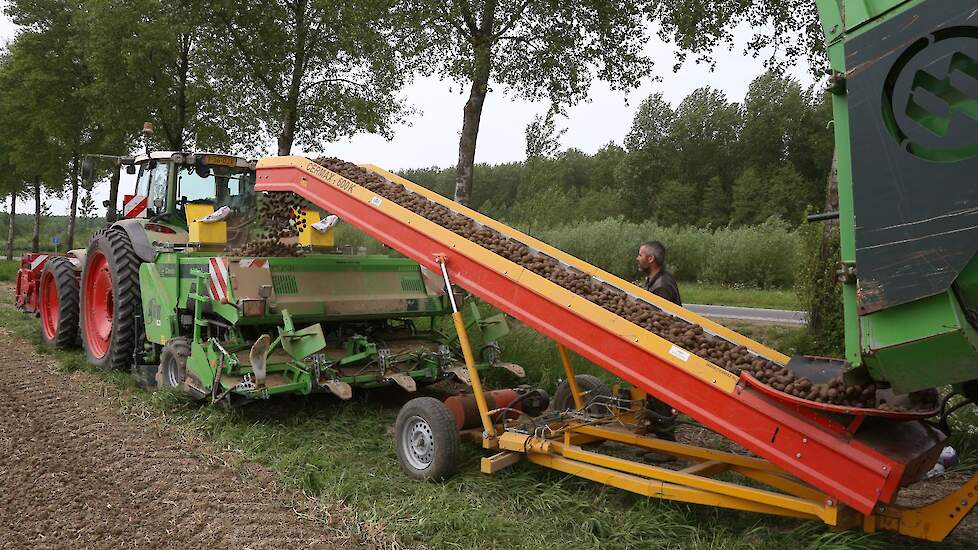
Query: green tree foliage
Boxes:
[
  {"xmin": 651, "ymin": 1, "xmax": 825, "ymax": 74},
  {"xmin": 78, "ymin": 0, "xmax": 227, "ymax": 150},
  {"xmin": 403, "ymin": 69, "xmax": 833, "ymax": 236},
  {"xmin": 5, "ymin": 0, "xmax": 130, "ymax": 248},
  {"xmin": 525, "ymin": 108, "xmax": 566, "ymax": 160},
  {"xmin": 207, "ymin": 0, "xmax": 413, "ymax": 155},
  {"xmin": 654, "ymin": 179, "xmax": 697, "ymax": 226},
  {"xmin": 402, "ymin": 0, "xmax": 656, "ymax": 205}
]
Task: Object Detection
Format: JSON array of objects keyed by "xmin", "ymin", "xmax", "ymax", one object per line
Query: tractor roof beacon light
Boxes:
[{"xmin": 142, "ymin": 122, "xmax": 154, "ymax": 156}]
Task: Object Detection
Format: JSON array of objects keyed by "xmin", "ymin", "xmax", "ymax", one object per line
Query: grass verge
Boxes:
[
  {"xmin": 0, "ymin": 292, "xmax": 962, "ymax": 550},
  {"xmin": 681, "ymin": 282, "xmax": 800, "ymax": 310},
  {"xmin": 0, "ymin": 259, "xmax": 19, "ymax": 282}
]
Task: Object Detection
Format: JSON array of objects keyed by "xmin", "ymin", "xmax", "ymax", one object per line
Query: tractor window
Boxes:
[
  {"xmin": 139, "ymin": 162, "xmax": 170, "ymax": 217},
  {"xmin": 176, "ymin": 165, "xmax": 256, "ymax": 214}
]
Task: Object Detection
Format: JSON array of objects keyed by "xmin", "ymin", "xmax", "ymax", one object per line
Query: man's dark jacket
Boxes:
[{"xmin": 645, "ymin": 269, "xmax": 682, "ymax": 306}]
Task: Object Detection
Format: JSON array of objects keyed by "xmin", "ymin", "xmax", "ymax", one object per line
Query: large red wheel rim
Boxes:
[
  {"xmin": 83, "ymin": 251, "xmax": 113, "ymax": 358},
  {"xmin": 40, "ymin": 271, "xmax": 59, "ymax": 340}
]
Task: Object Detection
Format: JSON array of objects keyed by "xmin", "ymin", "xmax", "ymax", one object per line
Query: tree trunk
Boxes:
[
  {"xmin": 277, "ymin": 0, "xmax": 307, "ymax": 156},
  {"xmin": 277, "ymin": 108, "xmax": 298, "ymax": 156},
  {"xmin": 453, "ymin": 42, "xmax": 492, "ymax": 206},
  {"xmin": 31, "ymin": 177, "xmax": 41, "ymax": 253},
  {"xmin": 66, "ymin": 151, "xmax": 80, "ymax": 250},
  {"xmin": 6, "ymin": 192, "xmax": 15, "ymax": 261},
  {"xmin": 106, "ymin": 162, "xmax": 121, "ymax": 223},
  {"xmin": 167, "ymin": 32, "xmax": 192, "ymax": 150}
]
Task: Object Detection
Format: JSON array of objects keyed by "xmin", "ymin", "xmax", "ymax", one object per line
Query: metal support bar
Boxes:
[
  {"xmin": 438, "ymin": 256, "xmax": 495, "ymax": 439},
  {"xmin": 524, "ymin": 451, "xmax": 833, "ymax": 521},
  {"xmin": 870, "ymin": 469, "xmax": 978, "ymax": 541},
  {"xmin": 556, "ymin": 343, "xmax": 584, "ymax": 409}
]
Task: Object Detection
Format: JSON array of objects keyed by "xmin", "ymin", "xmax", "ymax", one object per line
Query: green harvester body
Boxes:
[
  {"xmin": 116, "ymin": 153, "xmax": 512, "ymax": 402},
  {"xmin": 817, "ymin": 0, "xmax": 978, "ymax": 394}
]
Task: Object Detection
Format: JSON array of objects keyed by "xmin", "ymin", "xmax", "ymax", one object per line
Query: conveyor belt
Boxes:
[{"xmin": 255, "ymin": 156, "xmax": 944, "ymax": 515}]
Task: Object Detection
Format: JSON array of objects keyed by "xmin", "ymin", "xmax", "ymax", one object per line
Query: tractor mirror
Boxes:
[
  {"xmin": 126, "ymin": 164, "xmax": 137, "ymax": 175},
  {"xmin": 81, "ymin": 157, "xmax": 96, "ymax": 189},
  {"xmin": 102, "ymin": 200, "xmax": 111, "ymax": 208},
  {"xmin": 194, "ymin": 158, "xmax": 210, "ymax": 178}
]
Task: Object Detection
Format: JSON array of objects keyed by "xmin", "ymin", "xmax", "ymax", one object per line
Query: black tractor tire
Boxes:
[
  {"xmin": 394, "ymin": 397, "xmax": 461, "ymax": 481},
  {"xmin": 79, "ymin": 227, "xmax": 143, "ymax": 371},
  {"xmin": 155, "ymin": 337, "xmax": 192, "ymax": 390},
  {"xmin": 551, "ymin": 374, "xmax": 612, "ymax": 416},
  {"xmin": 39, "ymin": 256, "xmax": 80, "ymax": 348}
]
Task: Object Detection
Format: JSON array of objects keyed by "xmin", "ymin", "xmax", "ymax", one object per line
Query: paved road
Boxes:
[{"xmin": 685, "ymin": 304, "xmax": 807, "ymax": 325}]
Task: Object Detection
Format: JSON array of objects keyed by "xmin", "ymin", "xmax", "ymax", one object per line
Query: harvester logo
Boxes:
[
  {"xmin": 123, "ymin": 194, "xmax": 148, "ymax": 218},
  {"xmin": 884, "ymin": 28, "xmax": 978, "ymax": 162},
  {"xmin": 208, "ymin": 257, "xmax": 230, "ymax": 304}
]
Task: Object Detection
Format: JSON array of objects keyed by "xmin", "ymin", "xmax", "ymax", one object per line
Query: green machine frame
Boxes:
[{"xmin": 816, "ymin": 0, "xmax": 978, "ymax": 394}]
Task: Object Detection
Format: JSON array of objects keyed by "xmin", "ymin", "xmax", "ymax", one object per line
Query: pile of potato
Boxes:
[
  {"xmin": 238, "ymin": 190, "xmax": 307, "ymax": 257},
  {"xmin": 311, "ymin": 157, "xmax": 896, "ymax": 410}
]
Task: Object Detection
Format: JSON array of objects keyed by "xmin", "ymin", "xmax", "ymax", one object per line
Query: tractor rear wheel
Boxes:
[
  {"xmin": 395, "ymin": 397, "xmax": 460, "ymax": 481},
  {"xmin": 80, "ymin": 227, "xmax": 142, "ymax": 371},
  {"xmin": 39, "ymin": 257, "xmax": 80, "ymax": 348}
]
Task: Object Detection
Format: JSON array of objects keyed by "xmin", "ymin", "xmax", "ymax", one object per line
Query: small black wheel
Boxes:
[
  {"xmin": 155, "ymin": 337, "xmax": 191, "ymax": 389},
  {"xmin": 551, "ymin": 374, "xmax": 612, "ymax": 416},
  {"xmin": 394, "ymin": 397, "xmax": 460, "ymax": 481}
]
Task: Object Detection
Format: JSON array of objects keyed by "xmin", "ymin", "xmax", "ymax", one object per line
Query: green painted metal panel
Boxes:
[
  {"xmin": 139, "ymin": 263, "xmax": 177, "ymax": 345},
  {"xmin": 861, "ymin": 291, "xmax": 978, "ymax": 391},
  {"xmin": 864, "ymin": 332, "xmax": 978, "ymax": 393}
]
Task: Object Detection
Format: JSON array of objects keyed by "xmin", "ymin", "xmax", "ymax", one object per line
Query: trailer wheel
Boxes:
[
  {"xmin": 80, "ymin": 227, "xmax": 142, "ymax": 371},
  {"xmin": 395, "ymin": 397, "xmax": 460, "ymax": 481},
  {"xmin": 551, "ymin": 374, "xmax": 612, "ymax": 416},
  {"xmin": 39, "ymin": 257, "xmax": 80, "ymax": 348}
]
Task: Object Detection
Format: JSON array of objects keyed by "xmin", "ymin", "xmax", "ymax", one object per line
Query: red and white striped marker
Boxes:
[
  {"xmin": 123, "ymin": 194, "xmax": 148, "ymax": 219},
  {"xmin": 238, "ymin": 258, "xmax": 269, "ymax": 269},
  {"xmin": 208, "ymin": 257, "xmax": 230, "ymax": 304},
  {"xmin": 29, "ymin": 254, "xmax": 49, "ymax": 273}
]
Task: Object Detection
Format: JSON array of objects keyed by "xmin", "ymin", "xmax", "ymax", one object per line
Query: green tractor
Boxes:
[{"xmin": 23, "ymin": 149, "xmax": 518, "ymax": 403}]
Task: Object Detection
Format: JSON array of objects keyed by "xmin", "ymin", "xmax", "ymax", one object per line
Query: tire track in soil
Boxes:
[{"xmin": 0, "ymin": 328, "xmax": 350, "ymax": 550}]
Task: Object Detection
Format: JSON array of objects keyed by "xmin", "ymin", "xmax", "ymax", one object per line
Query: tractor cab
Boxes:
[{"xmin": 129, "ymin": 152, "xmax": 257, "ymax": 243}]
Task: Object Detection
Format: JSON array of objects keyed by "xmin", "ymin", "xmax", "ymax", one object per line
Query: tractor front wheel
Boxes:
[
  {"xmin": 394, "ymin": 397, "xmax": 460, "ymax": 481},
  {"xmin": 155, "ymin": 337, "xmax": 191, "ymax": 389},
  {"xmin": 39, "ymin": 257, "xmax": 80, "ymax": 348},
  {"xmin": 80, "ymin": 228, "xmax": 142, "ymax": 371}
]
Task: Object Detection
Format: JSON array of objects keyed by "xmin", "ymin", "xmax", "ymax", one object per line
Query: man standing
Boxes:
[
  {"xmin": 637, "ymin": 240, "xmax": 682, "ymax": 306},
  {"xmin": 635, "ymin": 240, "xmax": 680, "ymax": 450}
]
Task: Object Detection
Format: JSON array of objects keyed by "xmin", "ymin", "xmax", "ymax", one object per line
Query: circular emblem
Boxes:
[{"xmin": 883, "ymin": 28, "xmax": 978, "ymax": 162}]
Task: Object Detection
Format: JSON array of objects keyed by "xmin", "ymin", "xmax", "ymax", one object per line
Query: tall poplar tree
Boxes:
[
  {"xmin": 207, "ymin": 0, "xmax": 413, "ymax": 156},
  {"xmin": 403, "ymin": 0, "xmax": 656, "ymax": 206}
]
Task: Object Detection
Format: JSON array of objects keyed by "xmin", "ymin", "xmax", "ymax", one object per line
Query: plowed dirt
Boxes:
[{"xmin": 0, "ymin": 327, "xmax": 350, "ymax": 549}]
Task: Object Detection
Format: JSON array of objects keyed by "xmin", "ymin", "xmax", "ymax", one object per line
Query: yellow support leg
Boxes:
[
  {"xmin": 438, "ymin": 257, "xmax": 495, "ymax": 441},
  {"xmin": 557, "ymin": 343, "xmax": 584, "ymax": 409}
]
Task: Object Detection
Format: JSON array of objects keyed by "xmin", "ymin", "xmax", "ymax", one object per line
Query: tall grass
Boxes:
[{"xmin": 525, "ymin": 216, "xmax": 798, "ymax": 288}]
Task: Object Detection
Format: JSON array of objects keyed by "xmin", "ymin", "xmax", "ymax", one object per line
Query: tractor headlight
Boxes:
[{"xmin": 239, "ymin": 299, "xmax": 266, "ymax": 316}]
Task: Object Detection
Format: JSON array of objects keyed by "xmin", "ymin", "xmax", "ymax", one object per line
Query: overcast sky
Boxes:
[{"xmin": 1, "ymin": 6, "xmax": 815, "ymax": 216}]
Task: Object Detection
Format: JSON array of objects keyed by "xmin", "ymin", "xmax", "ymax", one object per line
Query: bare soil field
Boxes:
[{"xmin": 0, "ymin": 326, "xmax": 353, "ymax": 549}]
